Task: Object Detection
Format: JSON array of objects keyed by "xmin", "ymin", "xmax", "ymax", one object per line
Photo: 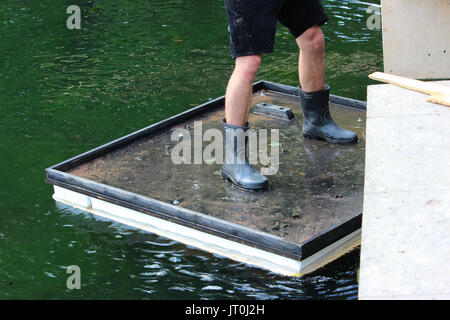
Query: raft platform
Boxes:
[{"xmin": 46, "ymin": 81, "xmax": 366, "ymax": 276}]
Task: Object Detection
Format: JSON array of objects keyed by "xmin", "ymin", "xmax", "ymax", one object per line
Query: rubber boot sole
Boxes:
[
  {"xmin": 303, "ymin": 133, "xmax": 359, "ymax": 145},
  {"xmin": 221, "ymin": 169, "xmax": 269, "ymax": 191}
]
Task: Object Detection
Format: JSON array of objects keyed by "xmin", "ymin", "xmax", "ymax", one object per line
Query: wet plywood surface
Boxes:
[{"xmin": 68, "ymin": 90, "xmax": 366, "ymax": 246}]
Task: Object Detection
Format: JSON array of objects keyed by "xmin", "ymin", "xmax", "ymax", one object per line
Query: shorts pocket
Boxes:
[{"xmin": 225, "ymin": 3, "xmax": 254, "ymax": 56}]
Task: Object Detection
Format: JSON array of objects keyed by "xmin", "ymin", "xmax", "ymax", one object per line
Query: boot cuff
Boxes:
[
  {"xmin": 222, "ymin": 119, "xmax": 250, "ymax": 131},
  {"xmin": 298, "ymin": 84, "xmax": 330, "ymax": 96}
]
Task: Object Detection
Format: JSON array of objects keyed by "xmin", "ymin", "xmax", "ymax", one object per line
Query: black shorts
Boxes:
[{"xmin": 225, "ymin": 0, "xmax": 329, "ymax": 58}]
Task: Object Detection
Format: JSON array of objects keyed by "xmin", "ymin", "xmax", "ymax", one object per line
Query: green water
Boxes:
[{"xmin": 0, "ymin": 0, "xmax": 382, "ymax": 299}]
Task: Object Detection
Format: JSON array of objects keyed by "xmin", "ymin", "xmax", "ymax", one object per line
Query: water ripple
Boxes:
[{"xmin": 0, "ymin": 0, "xmax": 378, "ymax": 299}]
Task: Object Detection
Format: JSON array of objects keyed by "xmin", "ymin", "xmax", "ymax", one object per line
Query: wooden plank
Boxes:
[{"xmin": 369, "ymin": 72, "xmax": 450, "ymax": 107}]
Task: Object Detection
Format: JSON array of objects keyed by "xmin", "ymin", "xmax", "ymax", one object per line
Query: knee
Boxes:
[
  {"xmin": 297, "ymin": 26, "xmax": 325, "ymax": 55},
  {"xmin": 234, "ymin": 55, "xmax": 261, "ymax": 82}
]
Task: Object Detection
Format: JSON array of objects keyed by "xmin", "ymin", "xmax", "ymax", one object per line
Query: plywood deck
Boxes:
[{"xmin": 67, "ymin": 89, "xmax": 366, "ymax": 247}]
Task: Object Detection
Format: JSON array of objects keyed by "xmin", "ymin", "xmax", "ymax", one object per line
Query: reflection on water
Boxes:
[{"xmin": 0, "ymin": 0, "xmax": 381, "ymax": 299}]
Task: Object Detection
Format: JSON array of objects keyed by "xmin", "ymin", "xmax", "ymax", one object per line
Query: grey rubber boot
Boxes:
[
  {"xmin": 298, "ymin": 85, "xmax": 358, "ymax": 144},
  {"xmin": 221, "ymin": 119, "xmax": 269, "ymax": 190}
]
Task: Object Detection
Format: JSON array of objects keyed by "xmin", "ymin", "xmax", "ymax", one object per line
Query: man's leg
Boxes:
[
  {"xmin": 222, "ymin": 0, "xmax": 282, "ymax": 190},
  {"xmin": 295, "ymin": 25, "xmax": 358, "ymax": 144},
  {"xmin": 225, "ymin": 55, "xmax": 261, "ymax": 126},
  {"xmin": 295, "ymin": 25, "xmax": 325, "ymax": 92},
  {"xmin": 222, "ymin": 54, "xmax": 268, "ymax": 190}
]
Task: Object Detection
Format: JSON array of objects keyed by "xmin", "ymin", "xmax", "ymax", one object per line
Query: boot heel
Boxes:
[{"xmin": 221, "ymin": 169, "xmax": 230, "ymax": 181}]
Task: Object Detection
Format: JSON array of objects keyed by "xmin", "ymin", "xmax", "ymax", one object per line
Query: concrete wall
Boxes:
[{"xmin": 382, "ymin": 0, "xmax": 450, "ymax": 79}]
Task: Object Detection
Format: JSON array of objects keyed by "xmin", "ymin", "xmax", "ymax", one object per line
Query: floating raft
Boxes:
[{"xmin": 46, "ymin": 81, "xmax": 366, "ymax": 276}]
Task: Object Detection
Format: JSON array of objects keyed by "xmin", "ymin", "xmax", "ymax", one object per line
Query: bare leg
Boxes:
[
  {"xmin": 296, "ymin": 25, "xmax": 325, "ymax": 92},
  {"xmin": 296, "ymin": 25, "xmax": 358, "ymax": 144},
  {"xmin": 225, "ymin": 55, "xmax": 262, "ymax": 126},
  {"xmin": 222, "ymin": 54, "xmax": 268, "ymax": 190}
]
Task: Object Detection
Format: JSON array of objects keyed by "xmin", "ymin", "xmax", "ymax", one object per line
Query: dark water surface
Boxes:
[{"xmin": 0, "ymin": 0, "xmax": 382, "ymax": 299}]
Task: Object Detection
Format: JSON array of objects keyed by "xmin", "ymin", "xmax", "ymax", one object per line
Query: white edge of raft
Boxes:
[{"xmin": 52, "ymin": 185, "xmax": 361, "ymax": 277}]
